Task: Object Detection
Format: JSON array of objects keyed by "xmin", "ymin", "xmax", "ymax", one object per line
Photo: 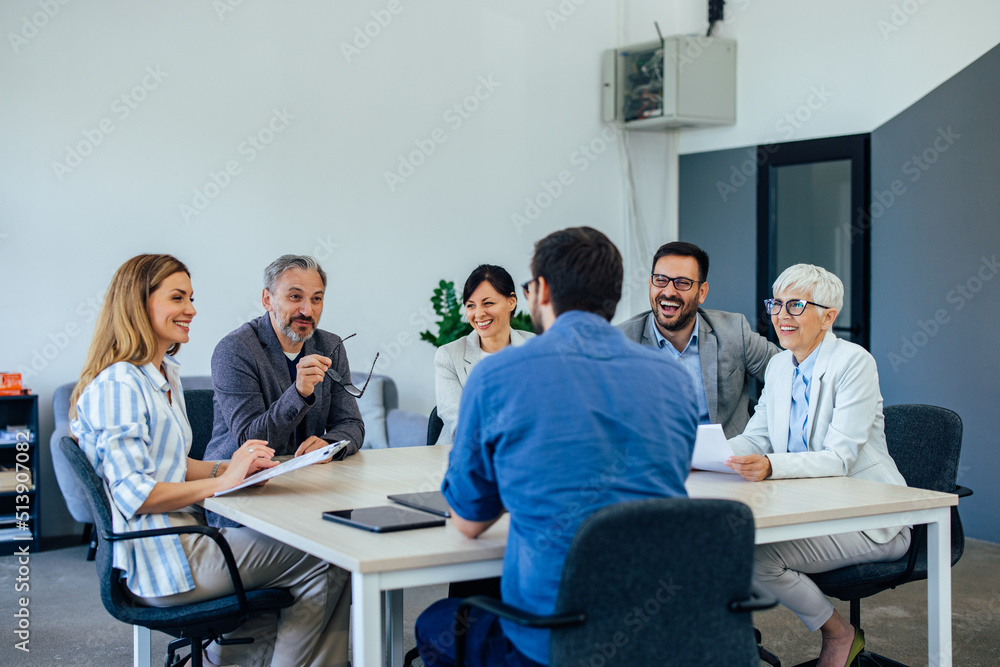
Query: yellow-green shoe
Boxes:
[{"xmin": 845, "ymin": 627, "xmax": 865, "ymax": 666}]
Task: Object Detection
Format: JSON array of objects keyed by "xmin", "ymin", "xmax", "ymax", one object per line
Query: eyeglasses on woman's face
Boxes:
[{"xmin": 763, "ymin": 298, "xmax": 830, "ymax": 317}]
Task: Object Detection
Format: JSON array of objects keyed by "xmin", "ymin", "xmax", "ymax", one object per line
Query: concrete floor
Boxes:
[{"xmin": 1, "ymin": 539, "xmax": 997, "ymax": 666}]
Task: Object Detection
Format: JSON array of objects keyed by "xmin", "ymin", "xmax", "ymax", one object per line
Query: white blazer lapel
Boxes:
[
  {"xmin": 769, "ymin": 357, "xmax": 794, "ymax": 453},
  {"xmin": 806, "ymin": 331, "xmax": 837, "ymax": 442}
]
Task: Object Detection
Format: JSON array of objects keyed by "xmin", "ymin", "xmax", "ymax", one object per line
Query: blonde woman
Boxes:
[{"xmin": 70, "ymin": 254, "xmax": 350, "ymax": 667}]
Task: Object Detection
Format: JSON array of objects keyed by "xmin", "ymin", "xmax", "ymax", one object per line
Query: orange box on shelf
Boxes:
[
  {"xmin": 0, "ymin": 373, "xmax": 21, "ymax": 392},
  {"xmin": 0, "ymin": 373, "xmax": 28, "ymax": 395}
]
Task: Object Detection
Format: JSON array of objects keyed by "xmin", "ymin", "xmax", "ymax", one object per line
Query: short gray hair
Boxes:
[
  {"xmin": 772, "ymin": 264, "xmax": 844, "ymax": 312},
  {"xmin": 263, "ymin": 255, "xmax": 327, "ymax": 293}
]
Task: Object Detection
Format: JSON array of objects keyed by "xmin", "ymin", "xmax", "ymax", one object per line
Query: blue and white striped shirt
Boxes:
[{"xmin": 71, "ymin": 356, "xmax": 197, "ymax": 598}]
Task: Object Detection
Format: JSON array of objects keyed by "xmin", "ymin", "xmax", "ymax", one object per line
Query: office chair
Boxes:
[
  {"xmin": 426, "ymin": 406, "xmax": 444, "ymax": 446},
  {"xmin": 183, "ymin": 389, "xmax": 215, "ymax": 461},
  {"xmin": 783, "ymin": 404, "xmax": 972, "ymax": 667},
  {"xmin": 59, "ymin": 436, "xmax": 294, "ymax": 667},
  {"xmin": 50, "ymin": 382, "xmax": 99, "ymax": 559},
  {"xmin": 440, "ymin": 498, "xmax": 775, "ymax": 666}
]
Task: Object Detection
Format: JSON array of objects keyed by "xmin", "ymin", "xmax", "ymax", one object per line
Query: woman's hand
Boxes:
[
  {"xmin": 218, "ymin": 440, "xmax": 278, "ymax": 488},
  {"xmin": 725, "ymin": 454, "xmax": 773, "ymax": 482}
]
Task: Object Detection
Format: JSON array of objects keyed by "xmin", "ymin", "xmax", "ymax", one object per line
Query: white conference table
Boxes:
[{"xmin": 194, "ymin": 445, "xmax": 958, "ymax": 667}]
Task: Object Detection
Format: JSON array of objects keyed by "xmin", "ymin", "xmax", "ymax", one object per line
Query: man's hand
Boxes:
[
  {"xmin": 725, "ymin": 454, "xmax": 773, "ymax": 482},
  {"xmin": 294, "ymin": 354, "xmax": 332, "ymax": 398},
  {"xmin": 295, "ymin": 435, "xmax": 337, "ymax": 462}
]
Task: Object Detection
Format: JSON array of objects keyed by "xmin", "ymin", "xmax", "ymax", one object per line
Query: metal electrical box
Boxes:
[{"xmin": 602, "ymin": 36, "xmax": 736, "ymax": 130}]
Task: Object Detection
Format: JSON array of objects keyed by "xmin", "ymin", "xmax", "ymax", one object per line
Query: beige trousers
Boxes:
[
  {"xmin": 133, "ymin": 513, "xmax": 351, "ymax": 667},
  {"xmin": 754, "ymin": 527, "xmax": 911, "ymax": 631}
]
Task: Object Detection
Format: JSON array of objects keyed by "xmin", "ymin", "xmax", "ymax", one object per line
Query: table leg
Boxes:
[
  {"xmin": 387, "ymin": 589, "xmax": 404, "ymax": 667},
  {"xmin": 927, "ymin": 508, "xmax": 952, "ymax": 667},
  {"xmin": 132, "ymin": 625, "xmax": 150, "ymax": 667},
  {"xmin": 353, "ymin": 573, "xmax": 384, "ymax": 667}
]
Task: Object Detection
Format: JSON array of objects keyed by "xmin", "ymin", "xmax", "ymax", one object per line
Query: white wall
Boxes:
[
  {"xmin": 663, "ymin": 0, "xmax": 1000, "ymax": 154},
  {"xmin": 2, "ymin": 1, "xmax": 641, "ymax": 536},
  {"xmin": 3, "ymin": 0, "xmax": 997, "ymax": 537}
]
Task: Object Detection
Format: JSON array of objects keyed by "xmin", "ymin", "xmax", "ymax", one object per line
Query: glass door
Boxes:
[{"xmin": 756, "ymin": 135, "xmax": 871, "ymax": 349}]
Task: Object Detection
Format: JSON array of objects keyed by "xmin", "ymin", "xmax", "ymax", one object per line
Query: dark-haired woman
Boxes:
[{"xmin": 434, "ymin": 264, "xmax": 534, "ymax": 446}]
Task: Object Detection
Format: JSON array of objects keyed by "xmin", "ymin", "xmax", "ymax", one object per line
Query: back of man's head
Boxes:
[{"xmin": 531, "ymin": 226, "xmax": 623, "ymax": 321}]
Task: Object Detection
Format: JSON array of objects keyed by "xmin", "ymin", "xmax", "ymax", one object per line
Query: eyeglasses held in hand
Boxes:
[
  {"xmin": 763, "ymin": 299, "xmax": 830, "ymax": 317},
  {"xmin": 650, "ymin": 274, "xmax": 701, "ymax": 291},
  {"xmin": 326, "ymin": 333, "xmax": 379, "ymax": 398}
]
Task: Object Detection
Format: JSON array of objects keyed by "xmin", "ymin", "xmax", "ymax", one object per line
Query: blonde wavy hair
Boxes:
[{"xmin": 69, "ymin": 254, "xmax": 190, "ymax": 421}]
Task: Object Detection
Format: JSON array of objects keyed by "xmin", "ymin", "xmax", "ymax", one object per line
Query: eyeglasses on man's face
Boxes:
[
  {"xmin": 326, "ymin": 333, "xmax": 379, "ymax": 398},
  {"xmin": 520, "ymin": 279, "xmax": 536, "ymax": 299},
  {"xmin": 764, "ymin": 299, "xmax": 830, "ymax": 317},
  {"xmin": 650, "ymin": 274, "xmax": 701, "ymax": 291}
]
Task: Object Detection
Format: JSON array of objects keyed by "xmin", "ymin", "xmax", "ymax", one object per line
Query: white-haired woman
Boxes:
[{"xmin": 725, "ymin": 264, "xmax": 910, "ymax": 667}]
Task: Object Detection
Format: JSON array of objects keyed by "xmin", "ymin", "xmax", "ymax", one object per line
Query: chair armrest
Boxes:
[
  {"xmin": 458, "ymin": 595, "xmax": 586, "ymax": 629},
  {"xmin": 455, "ymin": 596, "xmax": 585, "ymax": 667},
  {"xmin": 955, "ymin": 485, "xmax": 973, "ymax": 498},
  {"xmin": 728, "ymin": 587, "xmax": 778, "ymax": 612},
  {"xmin": 102, "ymin": 524, "xmax": 249, "ymax": 612}
]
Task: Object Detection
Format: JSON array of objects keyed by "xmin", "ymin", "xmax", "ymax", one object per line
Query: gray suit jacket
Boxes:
[
  {"xmin": 433, "ymin": 328, "xmax": 535, "ymax": 445},
  {"xmin": 728, "ymin": 330, "xmax": 907, "ymax": 543},
  {"xmin": 204, "ymin": 314, "xmax": 365, "ymax": 461},
  {"xmin": 618, "ymin": 308, "xmax": 778, "ymax": 438}
]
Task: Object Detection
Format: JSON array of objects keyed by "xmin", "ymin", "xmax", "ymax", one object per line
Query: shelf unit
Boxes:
[{"xmin": 0, "ymin": 395, "xmax": 40, "ymax": 555}]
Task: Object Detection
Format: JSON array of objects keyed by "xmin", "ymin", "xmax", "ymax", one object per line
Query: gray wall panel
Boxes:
[
  {"xmin": 871, "ymin": 45, "xmax": 1000, "ymax": 542},
  {"xmin": 678, "ymin": 147, "xmax": 760, "ymax": 328}
]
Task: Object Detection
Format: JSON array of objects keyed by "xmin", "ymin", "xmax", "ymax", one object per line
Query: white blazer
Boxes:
[
  {"xmin": 729, "ymin": 330, "xmax": 907, "ymax": 543},
  {"xmin": 433, "ymin": 328, "xmax": 535, "ymax": 445}
]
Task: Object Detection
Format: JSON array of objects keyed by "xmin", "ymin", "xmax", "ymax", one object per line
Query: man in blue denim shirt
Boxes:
[{"xmin": 415, "ymin": 227, "xmax": 698, "ymax": 666}]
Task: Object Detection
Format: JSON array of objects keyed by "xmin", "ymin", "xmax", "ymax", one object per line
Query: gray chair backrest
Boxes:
[
  {"xmin": 549, "ymin": 498, "xmax": 759, "ymax": 666},
  {"xmin": 184, "ymin": 389, "xmax": 214, "ymax": 461},
  {"xmin": 426, "ymin": 406, "xmax": 444, "ymax": 447},
  {"xmin": 50, "ymin": 383, "xmax": 94, "ymax": 524},
  {"xmin": 883, "ymin": 404, "xmax": 963, "ymax": 492},
  {"xmin": 884, "ymin": 403, "xmax": 967, "ymax": 567}
]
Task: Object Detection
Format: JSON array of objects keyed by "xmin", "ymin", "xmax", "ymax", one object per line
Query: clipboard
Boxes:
[{"xmin": 213, "ymin": 440, "xmax": 348, "ymax": 496}]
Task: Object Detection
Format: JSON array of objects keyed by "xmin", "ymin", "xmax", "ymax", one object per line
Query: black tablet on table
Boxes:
[
  {"xmin": 322, "ymin": 506, "xmax": 446, "ymax": 533},
  {"xmin": 387, "ymin": 491, "xmax": 452, "ymax": 518}
]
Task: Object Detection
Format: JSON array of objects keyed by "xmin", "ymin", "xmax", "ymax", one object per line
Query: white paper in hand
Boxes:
[
  {"xmin": 691, "ymin": 424, "xmax": 737, "ymax": 473},
  {"xmin": 214, "ymin": 440, "xmax": 348, "ymax": 496}
]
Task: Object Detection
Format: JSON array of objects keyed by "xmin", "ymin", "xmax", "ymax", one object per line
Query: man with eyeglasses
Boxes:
[
  {"xmin": 204, "ymin": 255, "xmax": 366, "ymax": 528},
  {"xmin": 619, "ymin": 241, "xmax": 779, "ymax": 437},
  {"xmin": 414, "ymin": 227, "xmax": 697, "ymax": 667}
]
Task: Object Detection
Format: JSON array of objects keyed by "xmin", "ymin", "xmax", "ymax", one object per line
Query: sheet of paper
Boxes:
[
  {"xmin": 691, "ymin": 424, "xmax": 737, "ymax": 474},
  {"xmin": 213, "ymin": 440, "xmax": 348, "ymax": 496}
]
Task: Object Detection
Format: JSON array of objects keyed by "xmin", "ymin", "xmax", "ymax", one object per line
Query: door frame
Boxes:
[{"xmin": 755, "ymin": 133, "xmax": 871, "ymax": 349}]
